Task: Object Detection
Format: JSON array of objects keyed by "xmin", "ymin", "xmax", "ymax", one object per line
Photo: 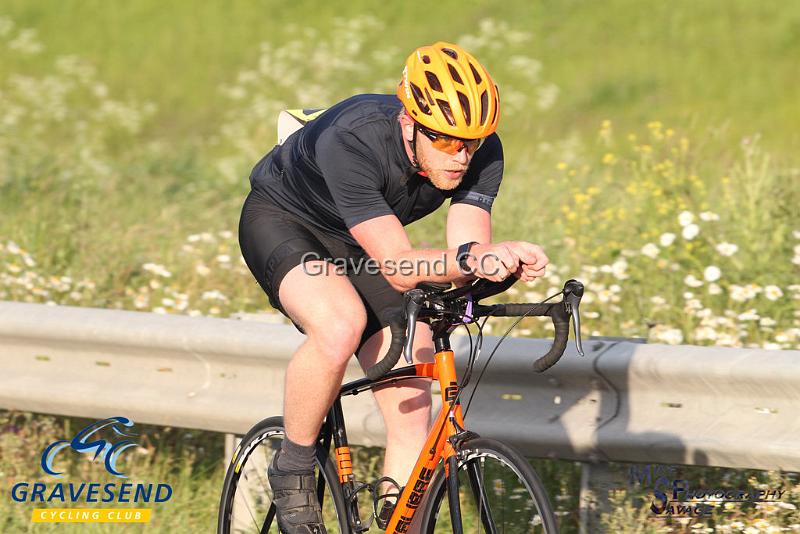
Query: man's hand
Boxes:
[{"xmin": 465, "ymin": 241, "xmax": 548, "ymax": 282}]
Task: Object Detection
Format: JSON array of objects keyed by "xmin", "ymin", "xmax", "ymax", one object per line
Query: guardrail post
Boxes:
[
  {"xmin": 578, "ymin": 462, "xmax": 624, "ymax": 534},
  {"xmin": 224, "ymin": 433, "xmax": 238, "ymax": 464}
]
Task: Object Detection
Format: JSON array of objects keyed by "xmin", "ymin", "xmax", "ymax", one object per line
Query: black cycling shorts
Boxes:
[{"xmin": 238, "ymin": 187, "xmax": 404, "ymax": 355}]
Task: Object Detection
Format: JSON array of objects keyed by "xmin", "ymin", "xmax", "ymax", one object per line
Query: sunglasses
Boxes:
[{"xmin": 415, "ymin": 123, "xmax": 485, "ymax": 156}]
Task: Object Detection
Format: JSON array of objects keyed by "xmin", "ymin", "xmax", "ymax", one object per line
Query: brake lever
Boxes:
[
  {"xmin": 563, "ymin": 279, "xmax": 585, "ymax": 356},
  {"xmin": 403, "ymin": 289, "xmax": 424, "ymax": 364}
]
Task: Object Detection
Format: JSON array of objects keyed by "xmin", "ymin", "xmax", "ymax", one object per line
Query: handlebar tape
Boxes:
[
  {"xmin": 365, "ymin": 307, "xmax": 407, "ymax": 381},
  {"xmin": 491, "ymin": 302, "xmax": 571, "ymax": 373}
]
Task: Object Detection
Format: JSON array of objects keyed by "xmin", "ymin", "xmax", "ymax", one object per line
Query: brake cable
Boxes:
[{"xmin": 462, "ymin": 290, "xmax": 563, "ymax": 418}]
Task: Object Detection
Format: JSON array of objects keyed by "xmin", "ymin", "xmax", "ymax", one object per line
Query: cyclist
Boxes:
[{"xmin": 239, "ymin": 41, "xmax": 549, "ymax": 533}]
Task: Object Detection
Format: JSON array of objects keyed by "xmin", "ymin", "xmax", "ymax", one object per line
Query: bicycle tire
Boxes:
[
  {"xmin": 217, "ymin": 416, "xmax": 349, "ymax": 534},
  {"xmin": 419, "ymin": 437, "xmax": 558, "ymax": 533}
]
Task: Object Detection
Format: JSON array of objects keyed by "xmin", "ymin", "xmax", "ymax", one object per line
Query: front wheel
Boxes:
[
  {"xmin": 217, "ymin": 416, "xmax": 349, "ymax": 534},
  {"xmin": 419, "ymin": 437, "xmax": 558, "ymax": 533}
]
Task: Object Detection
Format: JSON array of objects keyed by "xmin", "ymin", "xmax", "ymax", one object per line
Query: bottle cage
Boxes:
[{"xmin": 276, "ymin": 108, "xmax": 326, "ymax": 145}]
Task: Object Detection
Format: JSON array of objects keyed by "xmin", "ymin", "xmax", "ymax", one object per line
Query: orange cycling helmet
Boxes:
[{"xmin": 397, "ymin": 41, "xmax": 500, "ymax": 139}]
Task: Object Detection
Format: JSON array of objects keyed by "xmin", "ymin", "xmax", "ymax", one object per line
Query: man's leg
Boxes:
[
  {"xmin": 357, "ymin": 323, "xmax": 435, "ymax": 520},
  {"xmin": 267, "ymin": 260, "xmax": 366, "ymax": 533},
  {"xmin": 278, "ymin": 260, "xmax": 368, "ymax": 446}
]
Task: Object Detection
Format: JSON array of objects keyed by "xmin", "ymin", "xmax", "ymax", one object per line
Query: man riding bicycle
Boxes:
[{"xmin": 239, "ymin": 41, "xmax": 549, "ymax": 533}]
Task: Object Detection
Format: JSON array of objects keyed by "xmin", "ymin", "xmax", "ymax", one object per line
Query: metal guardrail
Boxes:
[{"xmin": 1, "ymin": 301, "xmax": 798, "ymax": 472}]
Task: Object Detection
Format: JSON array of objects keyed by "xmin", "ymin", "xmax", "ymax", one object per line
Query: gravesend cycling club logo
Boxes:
[
  {"xmin": 10, "ymin": 416, "xmax": 173, "ymax": 524},
  {"xmin": 41, "ymin": 416, "xmax": 138, "ymax": 478}
]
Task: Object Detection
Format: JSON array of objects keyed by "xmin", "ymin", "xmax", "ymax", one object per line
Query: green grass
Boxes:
[
  {"xmin": 1, "ymin": 3, "xmax": 799, "ymax": 532},
  {"xmin": 2, "ymin": 0, "xmax": 799, "ymax": 151}
]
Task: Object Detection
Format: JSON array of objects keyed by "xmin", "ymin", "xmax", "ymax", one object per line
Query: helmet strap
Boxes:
[{"xmin": 410, "ymin": 123, "xmax": 420, "ymax": 168}]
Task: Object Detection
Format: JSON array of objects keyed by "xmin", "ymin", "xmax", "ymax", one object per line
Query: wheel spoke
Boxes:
[
  {"xmin": 420, "ymin": 439, "xmax": 557, "ymax": 533},
  {"xmin": 218, "ymin": 420, "xmax": 347, "ymax": 534}
]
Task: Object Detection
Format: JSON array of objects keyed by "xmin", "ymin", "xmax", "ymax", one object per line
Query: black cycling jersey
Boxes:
[{"xmin": 249, "ymin": 94, "xmax": 503, "ymax": 247}]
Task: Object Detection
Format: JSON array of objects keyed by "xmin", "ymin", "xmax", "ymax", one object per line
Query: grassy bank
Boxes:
[{"xmin": 1, "ymin": 2, "xmax": 798, "ymax": 532}]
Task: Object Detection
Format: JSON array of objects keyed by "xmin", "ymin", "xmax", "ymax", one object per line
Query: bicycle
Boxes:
[{"xmin": 217, "ymin": 275, "xmax": 585, "ymax": 533}]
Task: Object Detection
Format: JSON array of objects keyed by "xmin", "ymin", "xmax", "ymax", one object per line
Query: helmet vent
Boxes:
[
  {"xmin": 422, "ymin": 55, "xmax": 431, "ymax": 64},
  {"xmin": 441, "ymin": 47, "xmax": 458, "ymax": 59},
  {"xmin": 410, "ymin": 83, "xmax": 432, "ymax": 115},
  {"xmin": 469, "ymin": 62, "xmax": 482, "ymax": 85},
  {"xmin": 457, "ymin": 91, "xmax": 471, "ymax": 125},
  {"xmin": 424, "ymin": 87, "xmax": 435, "ymax": 106},
  {"xmin": 447, "ymin": 64, "xmax": 463, "ymax": 85},
  {"xmin": 425, "ymin": 71, "xmax": 443, "ymax": 93},
  {"xmin": 436, "ymin": 99, "xmax": 456, "ymax": 126},
  {"xmin": 479, "ymin": 90, "xmax": 489, "ymax": 125}
]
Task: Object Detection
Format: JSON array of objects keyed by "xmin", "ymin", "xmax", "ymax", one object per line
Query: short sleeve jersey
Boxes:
[{"xmin": 249, "ymin": 94, "xmax": 504, "ymax": 248}]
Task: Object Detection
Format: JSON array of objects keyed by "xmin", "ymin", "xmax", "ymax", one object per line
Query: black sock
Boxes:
[{"xmin": 275, "ymin": 437, "xmax": 316, "ymax": 472}]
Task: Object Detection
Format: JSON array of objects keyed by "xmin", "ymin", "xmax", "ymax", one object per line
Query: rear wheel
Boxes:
[
  {"xmin": 217, "ymin": 416, "xmax": 348, "ymax": 534},
  {"xmin": 420, "ymin": 437, "xmax": 558, "ymax": 533}
]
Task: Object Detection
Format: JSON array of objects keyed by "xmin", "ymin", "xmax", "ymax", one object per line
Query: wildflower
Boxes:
[
  {"xmin": 611, "ymin": 258, "xmax": 629, "ymax": 279},
  {"xmin": 659, "ymin": 232, "xmax": 676, "ymax": 247},
  {"xmin": 556, "ymin": 162, "xmax": 568, "ymax": 170},
  {"xmin": 684, "ymin": 275, "xmax": 703, "ymax": 288},
  {"xmin": 142, "ymin": 262, "xmax": 172, "ymax": 278},
  {"xmin": 753, "ymin": 519, "xmax": 771, "ymax": 530},
  {"xmin": 153, "ymin": 307, "xmax": 167, "ymax": 314},
  {"xmin": 764, "ymin": 285, "xmax": 783, "ymax": 301},
  {"xmin": 716, "ymin": 242, "xmax": 739, "ymax": 256},
  {"xmin": 703, "ymin": 266, "xmax": 721, "ymax": 282},
  {"xmin": 602, "ymin": 153, "xmax": 616, "ymax": 165},
  {"xmin": 195, "ymin": 263, "xmax": 211, "ymax": 276},
  {"xmin": 650, "ymin": 296, "xmax": 666, "ymax": 306},
  {"xmin": 149, "ymin": 280, "xmax": 161, "ymax": 290},
  {"xmin": 706, "ymin": 283, "xmax": 721, "ymax": 296},
  {"xmin": 216, "ymin": 254, "xmax": 231, "ymax": 264},
  {"xmin": 161, "ymin": 298, "xmax": 176, "ymax": 307},
  {"xmin": 641, "ymin": 243, "xmax": 659, "ymax": 258},
  {"xmin": 762, "ymin": 342, "xmax": 781, "ymax": 350},
  {"xmin": 737, "ymin": 309, "xmax": 760, "ymax": 321},
  {"xmin": 682, "ymin": 224, "xmax": 700, "ymax": 240},
  {"xmin": 793, "ymin": 244, "xmax": 800, "ymax": 265},
  {"xmin": 678, "ymin": 211, "xmax": 694, "ymax": 227},
  {"xmin": 650, "ymin": 325, "xmax": 683, "ymax": 345},
  {"xmin": 202, "ymin": 290, "xmax": 228, "ymax": 301},
  {"xmin": 9, "ymin": 28, "xmax": 44, "ymax": 54},
  {"xmin": 699, "ymin": 211, "xmax": 720, "ymax": 221},
  {"xmin": 218, "ymin": 230, "xmax": 234, "ymax": 239},
  {"xmin": 6, "ymin": 241, "xmax": 21, "ymax": 254},
  {"xmin": 133, "ymin": 294, "xmax": 148, "ymax": 309},
  {"xmin": 793, "ymin": 230, "xmax": 800, "ymax": 239},
  {"xmin": 694, "ymin": 326, "xmax": 718, "ymax": 341},
  {"xmin": 209, "ymin": 307, "xmax": 221, "ymax": 315},
  {"xmin": 683, "ymin": 291, "xmax": 694, "ymax": 300},
  {"xmin": 524, "ymin": 291, "xmax": 543, "ymax": 301}
]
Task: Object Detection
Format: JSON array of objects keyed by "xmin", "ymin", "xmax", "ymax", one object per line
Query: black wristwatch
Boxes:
[{"xmin": 457, "ymin": 241, "xmax": 478, "ymax": 274}]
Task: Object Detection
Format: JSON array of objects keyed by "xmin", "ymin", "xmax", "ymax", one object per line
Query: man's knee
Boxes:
[
  {"xmin": 279, "ymin": 262, "xmax": 368, "ymax": 365},
  {"xmin": 306, "ymin": 309, "xmax": 367, "ymax": 366}
]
